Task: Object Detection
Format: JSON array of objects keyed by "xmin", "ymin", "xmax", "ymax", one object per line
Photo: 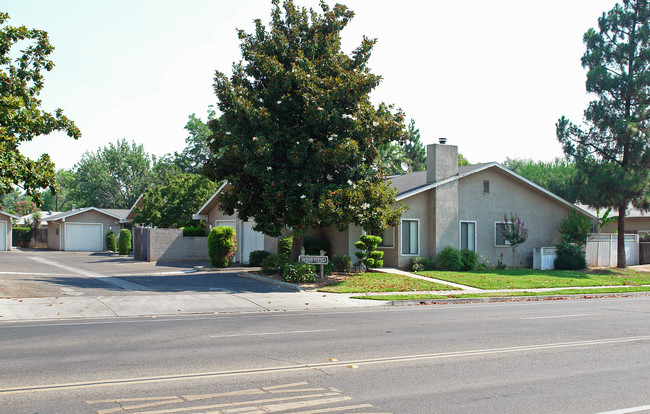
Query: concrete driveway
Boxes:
[{"xmin": 0, "ymin": 249, "xmax": 293, "ymax": 298}]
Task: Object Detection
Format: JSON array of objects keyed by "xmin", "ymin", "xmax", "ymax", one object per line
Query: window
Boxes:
[
  {"xmin": 401, "ymin": 219, "xmax": 419, "ymax": 255},
  {"xmin": 483, "ymin": 180, "xmax": 490, "ymax": 193},
  {"xmin": 378, "ymin": 227, "xmax": 394, "ymax": 248},
  {"xmin": 460, "ymin": 221, "xmax": 476, "ymax": 251},
  {"xmin": 495, "ymin": 221, "xmax": 512, "ymax": 246}
]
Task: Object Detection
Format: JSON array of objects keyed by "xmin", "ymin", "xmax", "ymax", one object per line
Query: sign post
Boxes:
[{"xmin": 299, "ymin": 250, "xmax": 329, "ymax": 280}]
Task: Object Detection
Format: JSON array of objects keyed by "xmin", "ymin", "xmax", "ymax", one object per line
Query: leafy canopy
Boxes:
[
  {"xmin": 72, "ymin": 139, "xmax": 154, "ymax": 209},
  {"xmin": 503, "ymin": 158, "xmax": 582, "ymax": 203},
  {"xmin": 556, "ymin": 0, "xmax": 650, "ymax": 267},
  {"xmin": 132, "ymin": 173, "xmax": 218, "ymax": 228},
  {"xmin": 0, "ymin": 12, "xmax": 80, "ymax": 205},
  {"xmin": 208, "ymin": 0, "xmax": 407, "ymax": 237}
]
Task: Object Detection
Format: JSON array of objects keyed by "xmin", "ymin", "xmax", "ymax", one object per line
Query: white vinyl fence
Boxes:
[
  {"xmin": 586, "ymin": 233, "xmax": 638, "ymax": 267},
  {"xmin": 533, "ymin": 247, "xmax": 557, "ymax": 270}
]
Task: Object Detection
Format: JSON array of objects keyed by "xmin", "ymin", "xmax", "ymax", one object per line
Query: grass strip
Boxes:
[
  {"xmin": 352, "ymin": 286, "xmax": 650, "ymax": 300},
  {"xmin": 319, "ymin": 272, "xmax": 460, "ymax": 293},
  {"xmin": 415, "ymin": 268, "xmax": 650, "ymax": 290}
]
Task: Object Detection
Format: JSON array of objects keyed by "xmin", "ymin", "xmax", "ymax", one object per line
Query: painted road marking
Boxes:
[
  {"xmin": 2, "ymin": 335, "xmax": 650, "ymax": 396},
  {"xmin": 210, "ymin": 329, "xmax": 336, "ymax": 338},
  {"xmin": 28, "ymin": 256, "xmax": 149, "ymax": 291},
  {"xmin": 85, "ymin": 382, "xmax": 385, "ymax": 414},
  {"xmin": 522, "ymin": 314, "xmax": 592, "ymax": 320},
  {"xmin": 595, "ymin": 404, "xmax": 650, "ymax": 414}
]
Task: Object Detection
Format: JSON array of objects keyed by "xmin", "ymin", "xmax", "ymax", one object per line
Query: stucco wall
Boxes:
[
  {"xmin": 147, "ymin": 228, "xmax": 209, "ymax": 263},
  {"xmin": 600, "ymin": 217, "xmax": 650, "ymax": 233},
  {"xmin": 458, "ymin": 168, "xmax": 573, "ymax": 268},
  {"xmin": 47, "ymin": 222, "xmax": 61, "ymax": 251}
]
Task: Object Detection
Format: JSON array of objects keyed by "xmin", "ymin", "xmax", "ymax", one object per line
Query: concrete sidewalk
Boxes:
[{"xmin": 0, "ymin": 291, "xmax": 390, "ymax": 321}]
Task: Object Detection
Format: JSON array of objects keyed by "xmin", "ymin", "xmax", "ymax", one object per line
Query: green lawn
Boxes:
[
  {"xmin": 354, "ymin": 286, "xmax": 650, "ymax": 301},
  {"xmin": 319, "ymin": 272, "xmax": 460, "ymax": 293},
  {"xmin": 416, "ymin": 268, "xmax": 650, "ymax": 289}
]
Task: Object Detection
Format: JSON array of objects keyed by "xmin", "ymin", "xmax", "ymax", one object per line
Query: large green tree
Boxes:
[
  {"xmin": 0, "ymin": 12, "xmax": 80, "ymax": 205},
  {"xmin": 556, "ymin": 0, "xmax": 650, "ymax": 268},
  {"xmin": 503, "ymin": 158, "xmax": 582, "ymax": 203},
  {"xmin": 132, "ymin": 173, "xmax": 218, "ymax": 228},
  {"xmin": 72, "ymin": 139, "xmax": 154, "ymax": 209},
  {"xmin": 207, "ymin": 0, "xmax": 407, "ymax": 258},
  {"xmin": 163, "ymin": 107, "xmax": 216, "ymax": 174},
  {"xmin": 402, "ymin": 119, "xmax": 426, "ymax": 171},
  {"xmin": 38, "ymin": 169, "xmax": 77, "ymax": 211}
]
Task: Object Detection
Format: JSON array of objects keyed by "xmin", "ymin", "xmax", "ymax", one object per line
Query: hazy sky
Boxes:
[{"xmin": 5, "ymin": 0, "xmax": 618, "ymax": 169}]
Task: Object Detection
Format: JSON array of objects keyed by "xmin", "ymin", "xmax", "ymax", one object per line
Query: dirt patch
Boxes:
[{"xmin": 254, "ymin": 271, "xmax": 353, "ymax": 290}]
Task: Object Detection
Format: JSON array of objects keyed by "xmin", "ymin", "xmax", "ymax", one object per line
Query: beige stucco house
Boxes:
[
  {"xmin": 43, "ymin": 207, "xmax": 130, "ymax": 251},
  {"xmin": 577, "ymin": 205, "xmax": 650, "ymax": 236},
  {"xmin": 0, "ymin": 210, "xmax": 19, "ymax": 251},
  {"xmin": 195, "ymin": 143, "xmax": 594, "ymax": 268}
]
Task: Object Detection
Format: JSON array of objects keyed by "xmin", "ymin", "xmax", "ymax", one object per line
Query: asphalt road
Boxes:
[
  {"xmin": 1, "ymin": 297, "xmax": 649, "ymax": 413},
  {"xmin": 0, "ymin": 249, "xmax": 293, "ymax": 297}
]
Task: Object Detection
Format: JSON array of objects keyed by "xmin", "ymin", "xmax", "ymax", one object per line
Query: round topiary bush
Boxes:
[
  {"xmin": 207, "ymin": 226, "xmax": 237, "ymax": 268},
  {"xmin": 118, "ymin": 229, "xmax": 131, "ymax": 255},
  {"xmin": 106, "ymin": 231, "xmax": 117, "ymax": 252}
]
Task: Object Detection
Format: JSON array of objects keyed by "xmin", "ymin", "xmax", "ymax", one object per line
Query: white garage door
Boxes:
[
  {"xmin": 242, "ymin": 221, "xmax": 265, "ymax": 264},
  {"xmin": 65, "ymin": 223, "xmax": 103, "ymax": 251},
  {"xmin": 0, "ymin": 221, "xmax": 6, "ymax": 251}
]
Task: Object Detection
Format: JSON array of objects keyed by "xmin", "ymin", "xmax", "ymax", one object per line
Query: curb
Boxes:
[
  {"xmin": 389, "ymin": 291, "xmax": 650, "ymax": 306},
  {"xmin": 236, "ymin": 272, "xmax": 303, "ymax": 292}
]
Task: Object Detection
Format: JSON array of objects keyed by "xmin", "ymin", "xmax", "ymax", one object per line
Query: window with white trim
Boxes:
[
  {"xmin": 460, "ymin": 221, "xmax": 476, "ymax": 251},
  {"xmin": 495, "ymin": 221, "xmax": 512, "ymax": 246},
  {"xmin": 401, "ymin": 219, "xmax": 419, "ymax": 255},
  {"xmin": 378, "ymin": 227, "xmax": 394, "ymax": 248}
]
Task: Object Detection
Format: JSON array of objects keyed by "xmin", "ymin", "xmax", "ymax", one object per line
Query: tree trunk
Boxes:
[
  {"xmin": 290, "ymin": 234, "xmax": 304, "ymax": 262},
  {"xmin": 617, "ymin": 204, "xmax": 627, "ymax": 269}
]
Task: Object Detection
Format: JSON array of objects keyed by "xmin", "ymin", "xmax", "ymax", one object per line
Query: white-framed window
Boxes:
[
  {"xmin": 495, "ymin": 221, "xmax": 512, "ymax": 246},
  {"xmin": 401, "ymin": 219, "xmax": 419, "ymax": 255},
  {"xmin": 377, "ymin": 227, "xmax": 395, "ymax": 249},
  {"xmin": 460, "ymin": 221, "xmax": 477, "ymax": 251}
]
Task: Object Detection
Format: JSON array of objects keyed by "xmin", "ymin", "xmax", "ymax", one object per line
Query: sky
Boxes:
[{"xmin": 4, "ymin": 0, "xmax": 619, "ymax": 170}]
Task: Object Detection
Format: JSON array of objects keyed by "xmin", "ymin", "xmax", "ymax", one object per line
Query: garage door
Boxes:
[
  {"xmin": 0, "ymin": 221, "xmax": 6, "ymax": 251},
  {"xmin": 65, "ymin": 223, "xmax": 103, "ymax": 251},
  {"xmin": 242, "ymin": 221, "xmax": 265, "ymax": 264}
]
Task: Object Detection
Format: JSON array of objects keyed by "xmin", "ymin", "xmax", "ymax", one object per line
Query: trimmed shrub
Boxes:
[
  {"xmin": 249, "ymin": 250, "xmax": 271, "ymax": 267},
  {"xmin": 260, "ymin": 253, "xmax": 288, "ymax": 275},
  {"xmin": 182, "ymin": 227, "xmax": 207, "ymax": 237},
  {"xmin": 278, "ymin": 235, "xmax": 293, "ymax": 256},
  {"xmin": 437, "ymin": 246, "xmax": 463, "ymax": 271},
  {"xmin": 332, "ymin": 255, "xmax": 353, "ymax": 272},
  {"xmin": 410, "ymin": 256, "xmax": 435, "ymax": 272},
  {"xmin": 282, "ymin": 262, "xmax": 318, "ymax": 283},
  {"xmin": 354, "ymin": 235, "xmax": 383, "ymax": 270},
  {"xmin": 12, "ymin": 227, "xmax": 32, "ymax": 247},
  {"xmin": 554, "ymin": 242, "xmax": 586, "ymax": 270},
  {"xmin": 207, "ymin": 226, "xmax": 237, "ymax": 268},
  {"xmin": 106, "ymin": 231, "xmax": 117, "ymax": 252},
  {"xmin": 460, "ymin": 249, "xmax": 478, "ymax": 271},
  {"xmin": 118, "ymin": 229, "xmax": 132, "ymax": 255},
  {"xmin": 303, "ymin": 236, "xmax": 329, "ymax": 255}
]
